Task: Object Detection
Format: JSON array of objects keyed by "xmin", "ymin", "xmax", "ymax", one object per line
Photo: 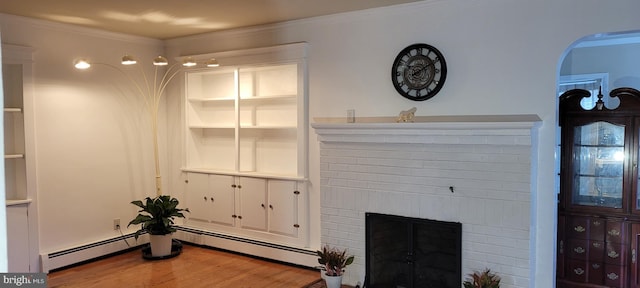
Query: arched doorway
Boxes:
[{"xmin": 556, "ymin": 30, "xmax": 640, "ymax": 287}]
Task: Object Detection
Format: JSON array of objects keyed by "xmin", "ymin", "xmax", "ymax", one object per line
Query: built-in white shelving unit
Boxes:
[
  {"xmin": 3, "ymin": 44, "xmax": 38, "ymax": 272},
  {"xmin": 184, "ymin": 61, "xmax": 305, "ymax": 178},
  {"xmin": 180, "ymin": 43, "xmax": 309, "ymax": 253}
]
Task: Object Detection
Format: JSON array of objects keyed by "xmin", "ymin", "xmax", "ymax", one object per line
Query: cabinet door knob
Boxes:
[
  {"xmin": 237, "ymin": 215, "xmax": 242, "ymax": 219},
  {"xmin": 203, "ymin": 196, "xmax": 208, "ymax": 201},
  {"xmin": 261, "ymin": 204, "xmax": 265, "ymax": 208},
  {"xmin": 294, "ymin": 190, "xmax": 300, "ymax": 195},
  {"xmin": 294, "ymin": 224, "xmax": 300, "ymax": 228},
  {"xmin": 232, "ymin": 215, "xmax": 237, "ymax": 218},
  {"xmin": 231, "ymin": 184, "xmax": 237, "ymax": 188},
  {"xmin": 269, "ymin": 204, "xmax": 274, "ymax": 209},
  {"xmin": 237, "ymin": 185, "xmax": 242, "ymax": 189},
  {"xmin": 185, "ymin": 180, "xmax": 189, "ymax": 183}
]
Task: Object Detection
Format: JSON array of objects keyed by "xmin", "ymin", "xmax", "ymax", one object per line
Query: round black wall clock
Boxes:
[{"xmin": 391, "ymin": 43, "xmax": 447, "ymax": 101}]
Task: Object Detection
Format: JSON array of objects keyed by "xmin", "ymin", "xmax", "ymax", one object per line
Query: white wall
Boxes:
[
  {"xmin": 0, "ymin": 14, "xmax": 165, "ymax": 253},
  {"xmin": 165, "ymin": 1, "xmax": 640, "ymax": 287},
  {"xmin": 0, "ymin": 0, "xmax": 637, "ymax": 286}
]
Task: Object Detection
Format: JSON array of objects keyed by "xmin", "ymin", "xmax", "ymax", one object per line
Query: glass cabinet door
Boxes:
[{"xmin": 572, "ymin": 121, "xmax": 624, "ymax": 208}]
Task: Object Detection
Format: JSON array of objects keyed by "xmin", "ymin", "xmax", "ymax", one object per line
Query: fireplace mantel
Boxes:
[
  {"xmin": 313, "ymin": 114, "xmax": 539, "ymax": 286},
  {"xmin": 312, "ymin": 114, "xmax": 541, "ymax": 145}
]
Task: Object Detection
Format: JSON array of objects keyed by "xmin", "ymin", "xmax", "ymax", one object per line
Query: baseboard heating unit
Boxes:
[
  {"xmin": 41, "ymin": 227, "xmax": 316, "ymax": 273},
  {"xmin": 174, "ymin": 226, "xmax": 317, "ymax": 268},
  {"xmin": 40, "ymin": 233, "xmax": 147, "ymax": 273}
]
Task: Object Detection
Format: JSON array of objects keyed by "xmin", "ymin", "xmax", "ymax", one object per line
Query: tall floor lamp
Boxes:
[{"xmin": 74, "ymin": 55, "xmax": 219, "ymax": 196}]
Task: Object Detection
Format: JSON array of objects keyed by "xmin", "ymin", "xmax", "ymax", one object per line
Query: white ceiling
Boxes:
[{"xmin": 0, "ymin": 0, "xmax": 421, "ymax": 39}]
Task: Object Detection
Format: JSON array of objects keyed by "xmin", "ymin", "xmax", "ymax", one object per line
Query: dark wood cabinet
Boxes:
[
  {"xmin": 558, "ymin": 87, "xmax": 640, "ymax": 288},
  {"xmin": 560, "ymin": 215, "xmax": 625, "ymax": 287},
  {"xmin": 630, "ymin": 224, "xmax": 640, "ymax": 288}
]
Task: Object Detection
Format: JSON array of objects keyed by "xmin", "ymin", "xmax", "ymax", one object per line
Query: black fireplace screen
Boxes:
[{"xmin": 365, "ymin": 213, "xmax": 461, "ymax": 288}]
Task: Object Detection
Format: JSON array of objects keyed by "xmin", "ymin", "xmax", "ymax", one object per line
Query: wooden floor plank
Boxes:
[{"xmin": 47, "ymin": 244, "xmax": 321, "ymax": 288}]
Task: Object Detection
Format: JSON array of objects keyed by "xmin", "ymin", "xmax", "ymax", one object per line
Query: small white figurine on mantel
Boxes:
[{"xmin": 396, "ymin": 107, "xmax": 417, "ymax": 123}]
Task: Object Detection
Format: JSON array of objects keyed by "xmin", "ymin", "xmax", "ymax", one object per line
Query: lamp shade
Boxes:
[
  {"xmin": 74, "ymin": 59, "xmax": 91, "ymax": 69},
  {"xmin": 205, "ymin": 58, "xmax": 220, "ymax": 67},
  {"xmin": 153, "ymin": 56, "xmax": 169, "ymax": 66},
  {"xmin": 121, "ymin": 54, "xmax": 137, "ymax": 65},
  {"xmin": 182, "ymin": 57, "xmax": 197, "ymax": 67}
]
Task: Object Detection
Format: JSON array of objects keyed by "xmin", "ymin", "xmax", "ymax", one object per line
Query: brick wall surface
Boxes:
[{"xmin": 316, "ymin": 124, "xmax": 534, "ymax": 288}]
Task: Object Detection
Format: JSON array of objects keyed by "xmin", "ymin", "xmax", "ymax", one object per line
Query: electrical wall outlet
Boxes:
[
  {"xmin": 113, "ymin": 218, "xmax": 120, "ymax": 230},
  {"xmin": 347, "ymin": 109, "xmax": 355, "ymax": 123}
]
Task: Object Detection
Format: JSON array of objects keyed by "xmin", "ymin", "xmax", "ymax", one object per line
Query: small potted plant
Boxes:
[
  {"xmin": 463, "ymin": 268, "xmax": 501, "ymax": 288},
  {"xmin": 317, "ymin": 245, "xmax": 354, "ymax": 288},
  {"xmin": 128, "ymin": 195, "xmax": 189, "ymax": 257}
]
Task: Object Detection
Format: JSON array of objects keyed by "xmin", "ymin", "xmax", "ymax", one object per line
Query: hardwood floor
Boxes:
[{"xmin": 47, "ymin": 243, "xmax": 321, "ymax": 288}]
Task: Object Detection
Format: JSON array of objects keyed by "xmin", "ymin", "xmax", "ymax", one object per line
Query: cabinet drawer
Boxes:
[
  {"xmin": 606, "ymin": 221, "xmax": 625, "ymax": 243},
  {"xmin": 568, "ymin": 239, "xmax": 589, "ymax": 260},
  {"xmin": 590, "ymin": 218, "xmax": 606, "ymax": 240},
  {"xmin": 605, "ymin": 243, "xmax": 626, "ymax": 265},
  {"xmin": 604, "ymin": 264, "xmax": 625, "ymax": 288},
  {"xmin": 568, "ymin": 217, "xmax": 590, "ymax": 240},
  {"xmin": 588, "ymin": 261, "xmax": 605, "ymax": 285},
  {"xmin": 566, "ymin": 259, "xmax": 588, "ymax": 283},
  {"xmin": 567, "ymin": 259, "xmax": 605, "ymax": 284},
  {"xmin": 590, "ymin": 240, "xmax": 605, "ymax": 262},
  {"xmin": 567, "ymin": 217, "xmax": 605, "ymax": 241},
  {"xmin": 567, "ymin": 239, "xmax": 605, "ymax": 262}
]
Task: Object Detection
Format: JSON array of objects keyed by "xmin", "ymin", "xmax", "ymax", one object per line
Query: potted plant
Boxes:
[
  {"xmin": 463, "ymin": 268, "xmax": 501, "ymax": 288},
  {"xmin": 128, "ymin": 195, "xmax": 189, "ymax": 257},
  {"xmin": 317, "ymin": 245, "xmax": 354, "ymax": 288}
]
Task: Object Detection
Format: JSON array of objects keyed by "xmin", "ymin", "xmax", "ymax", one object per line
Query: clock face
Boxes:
[{"xmin": 391, "ymin": 43, "xmax": 447, "ymax": 101}]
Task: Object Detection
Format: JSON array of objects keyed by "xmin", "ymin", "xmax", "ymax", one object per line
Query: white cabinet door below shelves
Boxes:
[
  {"xmin": 185, "ymin": 173, "xmax": 235, "ymax": 227},
  {"xmin": 185, "ymin": 173, "xmax": 210, "ymax": 226},
  {"xmin": 7, "ymin": 204, "xmax": 29, "ymax": 272},
  {"xmin": 238, "ymin": 177, "xmax": 268, "ymax": 231},
  {"xmin": 268, "ymin": 180, "xmax": 299, "ymax": 238},
  {"xmin": 208, "ymin": 174, "xmax": 235, "ymax": 227},
  {"xmin": 183, "ymin": 173, "xmax": 306, "ymax": 247}
]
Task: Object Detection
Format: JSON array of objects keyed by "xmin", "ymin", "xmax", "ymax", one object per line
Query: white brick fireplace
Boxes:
[{"xmin": 312, "ymin": 115, "xmax": 541, "ymax": 287}]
